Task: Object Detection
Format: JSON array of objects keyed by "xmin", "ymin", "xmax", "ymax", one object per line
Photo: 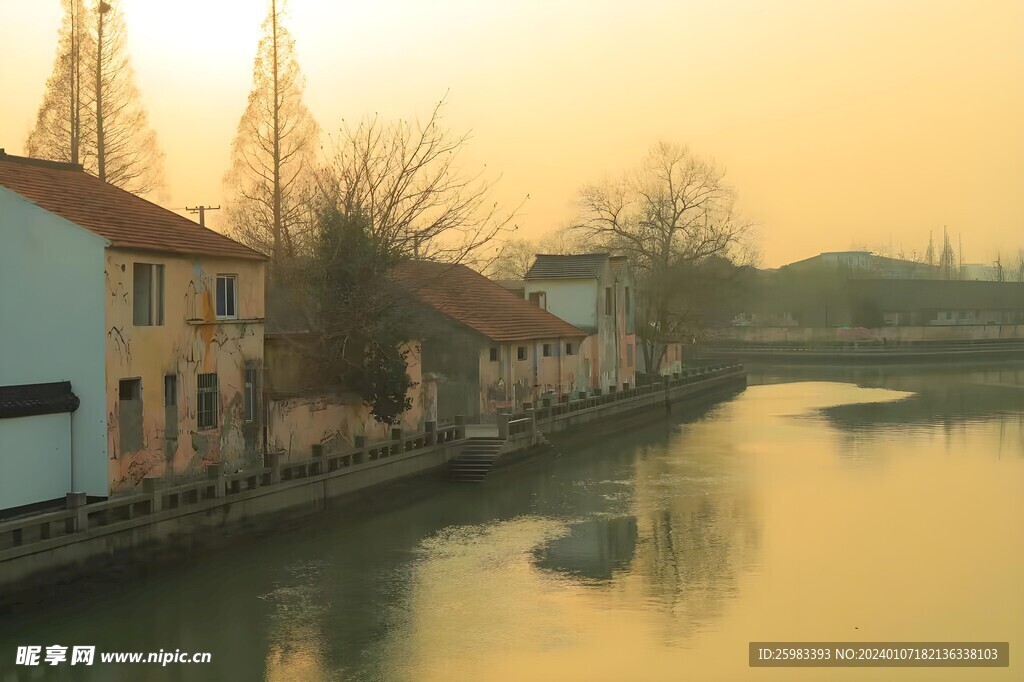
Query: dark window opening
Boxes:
[
  {"xmin": 118, "ymin": 378, "xmax": 143, "ymax": 452},
  {"xmin": 542, "ymin": 343, "xmax": 552, "ymax": 357},
  {"xmin": 489, "ymin": 347, "xmax": 499, "ymax": 362},
  {"xmin": 517, "ymin": 346, "xmax": 527, "ymax": 361},
  {"xmin": 164, "ymin": 375, "xmax": 177, "ymax": 406},
  {"xmin": 565, "ymin": 342, "xmax": 575, "ymax": 356},
  {"xmin": 119, "ymin": 378, "xmax": 140, "ymax": 401}
]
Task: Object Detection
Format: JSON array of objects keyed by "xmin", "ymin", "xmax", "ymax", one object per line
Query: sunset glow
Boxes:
[{"xmin": 2, "ymin": 0, "xmax": 1022, "ymax": 266}]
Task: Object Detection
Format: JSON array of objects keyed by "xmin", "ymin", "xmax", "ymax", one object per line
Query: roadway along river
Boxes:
[{"xmin": 3, "ymin": 364, "xmax": 1023, "ymax": 681}]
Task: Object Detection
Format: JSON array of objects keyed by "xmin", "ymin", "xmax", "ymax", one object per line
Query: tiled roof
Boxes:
[
  {"xmin": 393, "ymin": 260, "xmax": 586, "ymax": 342},
  {"xmin": 0, "ymin": 152, "xmax": 265, "ymax": 261},
  {"xmin": 494, "ymin": 279, "xmax": 526, "ymax": 295},
  {"xmin": 608, "ymin": 255, "xmax": 627, "ymax": 274},
  {"xmin": 525, "ymin": 253, "xmax": 610, "ymax": 280},
  {"xmin": 0, "ymin": 381, "xmax": 80, "ymax": 419}
]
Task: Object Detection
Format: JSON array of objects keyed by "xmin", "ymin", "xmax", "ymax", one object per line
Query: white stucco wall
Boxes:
[
  {"xmin": 524, "ymin": 279, "xmax": 599, "ymax": 331},
  {"xmin": 0, "ymin": 414, "xmax": 72, "ymax": 509},
  {"xmin": 0, "ymin": 187, "xmax": 109, "ymax": 502}
]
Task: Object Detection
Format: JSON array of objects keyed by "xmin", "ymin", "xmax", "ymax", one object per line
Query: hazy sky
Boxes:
[{"xmin": 2, "ymin": 0, "xmax": 1022, "ymax": 267}]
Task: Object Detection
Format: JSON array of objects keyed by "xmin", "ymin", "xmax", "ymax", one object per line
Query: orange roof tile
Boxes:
[
  {"xmin": 393, "ymin": 260, "xmax": 587, "ymax": 342},
  {"xmin": 0, "ymin": 152, "xmax": 265, "ymax": 261}
]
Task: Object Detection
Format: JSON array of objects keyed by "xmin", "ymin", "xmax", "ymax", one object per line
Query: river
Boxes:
[{"xmin": 2, "ymin": 364, "xmax": 1022, "ymax": 680}]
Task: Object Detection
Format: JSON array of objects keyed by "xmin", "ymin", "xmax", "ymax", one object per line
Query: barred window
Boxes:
[
  {"xmin": 197, "ymin": 373, "xmax": 218, "ymax": 430},
  {"xmin": 244, "ymin": 368, "xmax": 257, "ymax": 423}
]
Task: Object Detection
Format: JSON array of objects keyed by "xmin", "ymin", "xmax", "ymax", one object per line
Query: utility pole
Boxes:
[{"xmin": 186, "ymin": 205, "xmax": 220, "ymax": 227}]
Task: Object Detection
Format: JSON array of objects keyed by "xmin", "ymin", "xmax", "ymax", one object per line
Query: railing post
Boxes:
[
  {"xmin": 66, "ymin": 492, "xmax": 88, "ymax": 533},
  {"xmin": 143, "ymin": 477, "xmax": 162, "ymax": 514},
  {"xmin": 454, "ymin": 415, "xmax": 466, "ymax": 440},
  {"xmin": 497, "ymin": 413, "xmax": 510, "ymax": 439},
  {"xmin": 424, "ymin": 420, "xmax": 436, "ymax": 446},
  {"xmin": 265, "ymin": 451, "xmax": 281, "ymax": 484},
  {"xmin": 206, "ymin": 463, "xmax": 225, "ymax": 498}
]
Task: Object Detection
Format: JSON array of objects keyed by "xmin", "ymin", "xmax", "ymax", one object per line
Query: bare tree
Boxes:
[
  {"xmin": 225, "ymin": 0, "xmax": 319, "ymax": 272},
  {"xmin": 573, "ymin": 142, "xmax": 753, "ymax": 371},
  {"xmin": 26, "ymin": 0, "xmax": 164, "ymax": 195},
  {"xmin": 319, "ymin": 98, "xmax": 518, "ymax": 268},
  {"xmin": 91, "ymin": 0, "xmax": 164, "ymax": 194},
  {"xmin": 26, "ymin": 0, "xmax": 94, "ymax": 168},
  {"xmin": 487, "ymin": 227, "xmax": 590, "ymax": 279},
  {"xmin": 488, "ymin": 237, "xmax": 537, "ymax": 279}
]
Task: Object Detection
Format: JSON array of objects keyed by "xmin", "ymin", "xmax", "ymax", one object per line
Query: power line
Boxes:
[{"xmin": 186, "ymin": 205, "xmax": 220, "ymax": 227}]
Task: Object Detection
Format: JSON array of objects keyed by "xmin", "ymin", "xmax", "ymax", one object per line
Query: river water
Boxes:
[{"xmin": 3, "ymin": 365, "xmax": 1022, "ymax": 681}]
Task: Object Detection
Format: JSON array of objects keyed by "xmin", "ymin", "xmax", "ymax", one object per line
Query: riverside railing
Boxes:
[
  {"xmin": 521, "ymin": 363, "xmax": 744, "ymax": 422},
  {"xmin": 0, "ymin": 420, "xmax": 465, "ymax": 556}
]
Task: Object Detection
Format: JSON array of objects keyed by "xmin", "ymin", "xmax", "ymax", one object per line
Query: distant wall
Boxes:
[{"xmin": 709, "ymin": 324, "xmax": 1024, "ymax": 344}]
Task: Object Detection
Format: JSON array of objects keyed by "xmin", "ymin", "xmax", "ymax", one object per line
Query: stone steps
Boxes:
[{"xmin": 449, "ymin": 437, "xmax": 505, "ymax": 482}]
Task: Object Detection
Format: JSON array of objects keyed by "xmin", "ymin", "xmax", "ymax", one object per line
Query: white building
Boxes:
[
  {"xmin": 522, "ymin": 254, "xmax": 636, "ymax": 392},
  {"xmin": 0, "ymin": 181, "xmax": 108, "ymax": 510}
]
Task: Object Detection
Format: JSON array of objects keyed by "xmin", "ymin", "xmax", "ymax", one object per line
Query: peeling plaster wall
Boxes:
[
  {"xmin": 0, "ymin": 187, "xmax": 108, "ymax": 502},
  {"xmin": 104, "ymin": 249, "xmax": 265, "ymax": 491},
  {"xmin": 266, "ymin": 343, "xmax": 424, "ymax": 458},
  {"xmin": 478, "ymin": 338, "xmax": 585, "ymax": 416}
]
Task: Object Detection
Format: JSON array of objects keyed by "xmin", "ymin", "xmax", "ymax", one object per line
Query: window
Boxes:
[
  {"xmin": 489, "ymin": 347, "xmax": 499, "ymax": 362},
  {"xmin": 197, "ymin": 373, "xmax": 218, "ymax": 430},
  {"xmin": 133, "ymin": 263, "xmax": 164, "ymax": 326},
  {"xmin": 517, "ymin": 346, "xmax": 527, "ymax": 361},
  {"xmin": 565, "ymin": 342, "xmax": 575, "ymax": 356},
  {"xmin": 625, "ymin": 287, "xmax": 635, "ymax": 334},
  {"xmin": 528, "ymin": 291, "xmax": 546, "ymax": 310},
  {"xmin": 627, "ymin": 343, "xmax": 634, "ymax": 367},
  {"xmin": 216, "ymin": 275, "xmax": 237, "ymax": 319},
  {"xmin": 118, "ymin": 378, "xmax": 143, "ymax": 452},
  {"xmin": 542, "ymin": 343, "xmax": 552, "ymax": 357},
  {"xmin": 605, "ymin": 287, "xmax": 613, "ymax": 315},
  {"xmin": 164, "ymin": 375, "xmax": 177, "ymax": 407},
  {"xmin": 244, "ymin": 368, "xmax": 258, "ymax": 423},
  {"xmin": 119, "ymin": 378, "xmax": 141, "ymax": 401}
]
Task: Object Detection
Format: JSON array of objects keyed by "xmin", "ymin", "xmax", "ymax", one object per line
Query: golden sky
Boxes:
[{"xmin": 2, "ymin": 0, "xmax": 1022, "ymax": 267}]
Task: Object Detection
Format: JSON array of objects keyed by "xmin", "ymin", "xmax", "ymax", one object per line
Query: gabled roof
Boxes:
[
  {"xmin": 393, "ymin": 260, "xmax": 586, "ymax": 342},
  {"xmin": 0, "ymin": 151, "xmax": 265, "ymax": 261},
  {"xmin": 525, "ymin": 253, "xmax": 611, "ymax": 280}
]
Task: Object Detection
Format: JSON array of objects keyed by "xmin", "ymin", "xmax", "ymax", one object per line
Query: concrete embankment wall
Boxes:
[
  {"xmin": 0, "ymin": 367, "xmax": 746, "ymax": 605},
  {"xmin": 0, "ymin": 427, "xmax": 464, "ymax": 606}
]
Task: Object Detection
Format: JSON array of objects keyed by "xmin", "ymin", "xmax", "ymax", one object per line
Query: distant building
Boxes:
[
  {"xmin": 523, "ymin": 253, "xmax": 637, "ymax": 391},
  {"xmin": 783, "ymin": 250, "xmax": 942, "ymax": 279},
  {"xmin": 0, "ymin": 152, "xmax": 266, "ymax": 510},
  {"xmin": 394, "ymin": 260, "xmax": 587, "ymax": 421}
]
